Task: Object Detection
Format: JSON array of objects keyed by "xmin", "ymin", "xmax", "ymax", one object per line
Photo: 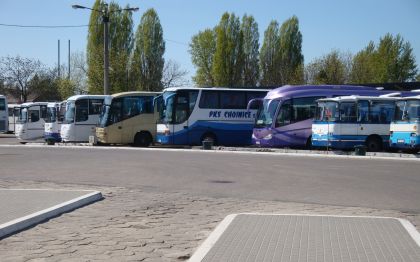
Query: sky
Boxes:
[{"xmin": 0, "ymin": 0, "xmax": 419, "ymax": 81}]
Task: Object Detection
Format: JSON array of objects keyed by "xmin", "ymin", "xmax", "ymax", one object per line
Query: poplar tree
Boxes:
[
  {"xmin": 260, "ymin": 20, "xmax": 281, "ymax": 86},
  {"xmin": 131, "ymin": 9, "xmax": 165, "ymax": 91},
  {"xmin": 278, "ymin": 16, "xmax": 304, "ymax": 84},
  {"xmin": 241, "ymin": 15, "xmax": 259, "ymax": 87},
  {"xmin": 86, "ymin": 0, "xmax": 134, "ymax": 94},
  {"xmin": 189, "ymin": 29, "xmax": 216, "ymax": 87},
  {"xmin": 212, "ymin": 13, "xmax": 244, "ymax": 87}
]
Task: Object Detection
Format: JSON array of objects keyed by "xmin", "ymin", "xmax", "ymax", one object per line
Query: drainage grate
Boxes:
[{"xmin": 191, "ymin": 214, "xmax": 420, "ymax": 262}]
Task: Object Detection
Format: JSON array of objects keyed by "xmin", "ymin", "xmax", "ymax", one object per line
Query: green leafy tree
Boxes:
[
  {"xmin": 189, "ymin": 29, "xmax": 216, "ymax": 87},
  {"xmin": 260, "ymin": 20, "xmax": 281, "ymax": 86},
  {"xmin": 212, "ymin": 12, "xmax": 244, "ymax": 87},
  {"xmin": 305, "ymin": 50, "xmax": 349, "ymax": 85},
  {"xmin": 278, "ymin": 16, "xmax": 304, "ymax": 84},
  {"xmin": 28, "ymin": 72, "xmax": 61, "ymax": 101},
  {"xmin": 131, "ymin": 8, "xmax": 165, "ymax": 91},
  {"xmin": 86, "ymin": 0, "xmax": 134, "ymax": 94},
  {"xmin": 241, "ymin": 15, "xmax": 259, "ymax": 87},
  {"xmin": 350, "ymin": 42, "xmax": 376, "ymax": 84},
  {"xmin": 57, "ymin": 78, "xmax": 77, "ymax": 100}
]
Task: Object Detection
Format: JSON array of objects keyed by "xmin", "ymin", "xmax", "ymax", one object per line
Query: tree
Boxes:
[
  {"xmin": 161, "ymin": 60, "xmax": 189, "ymax": 88},
  {"xmin": 212, "ymin": 12, "xmax": 244, "ymax": 87},
  {"xmin": 57, "ymin": 78, "xmax": 77, "ymax": 100},
  {"xmin": 260, "ymin": 20, "xmax": 281, "ymax": 86},
  {"xmin": 190, "ymin": 29, "xmax": 216, "ymax": 87},
  {"xmin": 305, "ymin": 50, "xmax": 350, "ymax": 85},
  {"xmin": 350, "ymin": 42, "xmax": 376, "ymax": 84},
  {"xmin": 27, "ymin": 72, "xmax": 61, "ymax": 101},
  {"xmin": 278, "ymin": 16, "xmax": 304, "ymax": 85},
  {"xmin": 0, "ymin": 55, "xmax": 43, "ymax": 102},
  {"xmin": 241, "ymin": 15, "xmax": 259, "ymax": 87},
  {"xmin": 131, "ymin": 8, "xmax": 165, "ymax": 91},
  {"xmin": 86, "ymin": 0, "xmax": 135, "ymax": 94}
]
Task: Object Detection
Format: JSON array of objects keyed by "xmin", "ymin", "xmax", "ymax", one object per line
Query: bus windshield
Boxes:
[
  {"xmin": 64, "ymin": 101, "xmax": 75, "ymax": 124},
  {"xmin": 18, "ymin": 107, "xmax": 28, "ymax": 123},
  {"xmin": 315, "ymin": 101, "xmax": 338, "ymax": 121},
  {"xmin": 405, "ymin": 100, "xmax": 420, "ymax": 121},
  {"xmin": 45, "ymin": 106, "xmax": 57, "ymax": 123},
  {"xmin": 255, "ymin": 99, "xmax": 279, "ymax": 127},
  {"xmin": 159, "ymin": 92, "xmax": 176, "ymax": 124}
]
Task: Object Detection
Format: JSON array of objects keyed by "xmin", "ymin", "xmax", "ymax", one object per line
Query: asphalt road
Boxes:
[{"xmin": 1, "ymin": 144, "xmax": 419, "ymax": 214}]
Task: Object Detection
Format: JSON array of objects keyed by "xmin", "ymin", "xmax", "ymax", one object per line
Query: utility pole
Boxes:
[
  {"xmin": 58, "ymin": 39, "xmax": 60, "ymax": 79},
  {"xmin": 68, "ymin": 40, "xmax": 71, "ymax": 79},
  {"xmin": 103, "ymin": 4, "xmax": 110, "ymax": 95}
]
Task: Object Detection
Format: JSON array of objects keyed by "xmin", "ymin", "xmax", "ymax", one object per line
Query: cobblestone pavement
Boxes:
[{"xmin": 0, "ymin": 180, "xmax": 419, "ymax": 262}]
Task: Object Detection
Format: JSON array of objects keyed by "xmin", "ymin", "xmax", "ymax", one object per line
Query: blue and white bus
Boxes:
[
  {"xmin": 15, "ymin": 102, "xmax": 49, "ymax": 143},
  {"xmin": 312, "ymin": 95, "xmax": 398, "ymax": 151},
  {"xmin": 44, "ymin": 101, "xmax": 66, "ymax": 144},
  {"xmin": 156, "ymin": 87, "xmax": 269, "ymax": 146},
  {"xmin": 390, "ymin": 95, "xmax": 420, "ymax": 153}
]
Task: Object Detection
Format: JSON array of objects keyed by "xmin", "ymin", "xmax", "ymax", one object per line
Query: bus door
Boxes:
[
  {"xmin": 356, "ymin": 100, "xmax": 370, "ymax": 139},
  {"xmin": 28, "ymin": 105, "xmax": 46, "ymax": 139},
  {"xmin": 338, "ymin": 102, "xmax": 358, "ymax": 145},
  {"xmin": 173, "ymin": 91, "xmax": 190, "ymax": 145}
]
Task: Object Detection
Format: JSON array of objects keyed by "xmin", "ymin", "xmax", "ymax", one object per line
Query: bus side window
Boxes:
[
  {"xmin": 199, "ymin": 91, "xmax": 219, "ymax": 109},
  {"xmin": 29, "ymin": 110, "xmax": 40, "ymax": 122},
  {"xmin": 89, "ymin": 99, "xmax": 103, "ymax": 115},
  {"xmin": 339, "ymin": 102, "xmax": 357, "ymax": 122},
  {"xmin": 275, "ymin": 100, "xmax": 291, "ymax": 127},
  {"xmin": 357, "ymin": 100, "xmax": 369, "ymax": 122},
  {"xmin": 76, "ymin": 99, "xmax": 89, "ymax": 122},
  {"xmin": 40, "ymin": 105, "xmax": 47, "ymax": 119}
]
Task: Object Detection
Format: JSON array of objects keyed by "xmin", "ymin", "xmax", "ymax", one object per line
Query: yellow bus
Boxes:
[{"xmin": 96, "ymin": 91, "xmax": 160, "ymax": 146}]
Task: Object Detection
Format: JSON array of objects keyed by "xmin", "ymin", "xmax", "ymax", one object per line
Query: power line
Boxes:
[
  {"xmin": 165, "ymin": 38, "xmax": 189, "ymax": 46},
  {"xmin": 0, "ymin": 23, "xmax": 89, "ymax": 28}
]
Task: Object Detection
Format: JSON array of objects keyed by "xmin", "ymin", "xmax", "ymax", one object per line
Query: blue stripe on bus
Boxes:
[{"xmin": 390, "ymin": 132, "xmax": 420, "ymax": 149}]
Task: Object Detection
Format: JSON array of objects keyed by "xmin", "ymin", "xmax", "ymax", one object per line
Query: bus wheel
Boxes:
[
  {"xmin": 46, "ymin": 140, "xmax": 55, "ymax": 146},
  {"xmin": 134, "ymin": 132, "xmax": 151, "ymax": 147},
  {"xmin": 19, "ymin": 142, "xmax": 27, "ymax": 145},
  {"xmin": 365, "ymin": 136, "xmax": 383, "ymax": 152},
  {"xmin": 201, "ymin": 133, "xmax": 217, "ymax": 146},
  {"xmin": 305, "ymin": 136, "xmax": 312, "ymax": 150}
]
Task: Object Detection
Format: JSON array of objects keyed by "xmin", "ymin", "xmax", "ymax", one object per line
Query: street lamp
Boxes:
[{"xmin": 72, "ymin": 3, "xmax": 139, "ymax": 95}]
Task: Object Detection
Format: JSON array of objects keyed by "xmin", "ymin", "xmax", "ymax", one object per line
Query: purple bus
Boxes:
[{"xmin": 249, "ymin": 85, "xmax": 402, "ymax": 148}]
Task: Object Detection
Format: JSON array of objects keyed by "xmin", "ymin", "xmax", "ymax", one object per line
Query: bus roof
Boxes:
[
  {"xmin": 397, "ymin": 95, "xmax": 420, "ymax": 100},
  {"xmin": 163, "ymin": 87, "xmax": 271, "ymax": 92},
  {"xmin": 20, "ymin": 102, "xmax": 49, "ymax": 107},
  {"xmin": 110, "ymin": 91, "xmax": 161, "ymax": 97},
  {"xmin": 318, "ymin": 95, "xmax": 399, "ymax": 103},
  {"xmin": 66, "ymin": 95, "xmax": 106, "ymax": 101}
]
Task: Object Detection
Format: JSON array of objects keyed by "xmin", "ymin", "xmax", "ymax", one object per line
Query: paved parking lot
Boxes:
[{"xmin": 0, "ymin": 180, "xmax": 418, "ymax": 262}]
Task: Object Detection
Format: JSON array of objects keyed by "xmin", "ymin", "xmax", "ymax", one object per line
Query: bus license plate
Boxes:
[{"xmin": 397, "ymin": 139, "xmax": 405, "ymax": 143}]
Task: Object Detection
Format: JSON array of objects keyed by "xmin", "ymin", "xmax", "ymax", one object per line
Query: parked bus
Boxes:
[
  {"xmin": 96, "ymin": 91, "xmax": 160, "ymax": 146},
  {"xmin": 8, "ymin": 103, "xmax": 20, "ymax": 133},
  {"xmin": 61, "ymin": 95, "xmax": 105, "ymax": 142},
  {"xmin": 44, "ymin": 101, "xmax": 66, "ymax": 144},
  {"xmin": 389, "ymin": 95, "xmax": 420, "ymax": 153},
  {"xmin": 0, "ymin": 95, "xmax": 7, "ymax": 133},
  {"xmin": 15, "ymin": 102, "xmax": 48, "ymax": 143},
  {"xmin": 156, "ymin": 87, "xmax": 269, "ymax": 146},
  {"xmin": 249, "ymin": 85, "xmax": 406, "ymax": 149},
  {"xmin": 312, "ymin": 95, "xmax": 398, "ymax": 151}
]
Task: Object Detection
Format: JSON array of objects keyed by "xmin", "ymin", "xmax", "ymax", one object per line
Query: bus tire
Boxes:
[
  {"xmin": 365, "ymin": 135, "xmax": 383, "ymax": 152},
  {"xmin": 201, "ymin": 133, "xmax": 217, "ymax": 146},
  {"xmin": 19, "ymin": 142, "xmax": 27, "ymax": 145},
  {"xmin": 134, "ymin": 132, "xmax": 152, "ymax": 147},
  {"xmin": 305, "ymin": 136, "xmax": 312, "ymax": 150}
]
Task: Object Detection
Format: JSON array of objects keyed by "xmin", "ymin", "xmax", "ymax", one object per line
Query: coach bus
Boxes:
[
  {"xmin": 44, "ymin": 101, "xmax": 66, "ymax": 144},
  {"xmin": 0, "ymin": 95, "xmax": 7, "ymax": 133},
  {"xmin": 389, "ymin": 95, "xmax": 420, "ymax": 153},
  {"xmin": 8, "ymin": 103, "xmax": 20, "ymax": 133},
  {"xmin": 61, "ymin": 95, "xmax": 105, "ymax": 142},
  {"xmin": 96, "ymin": 91, "xmax": 160, "ymax": 146},
  {"xmin": 156, "ymin": 87, "xmax": 269, "ymax": 146},
  {"xmin": 15, "ymin": 102, "xmax": 48, "ymax": 143},
  {"xmin": 249, "ymin": 85, "xmax": 407, "ymax": 149},
  {"xmin": 312, "ymin": 95, "xmax": 398, "ymax": 151}
]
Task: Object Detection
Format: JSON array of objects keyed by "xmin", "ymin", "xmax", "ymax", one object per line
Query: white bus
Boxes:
[
  {"xmin": 44, "ymin": 101, "xmax": 66, "ymax": 144},
  {"xmin": 156, "ymin": 87, "xmax": 269, "ymax": 146},
  {"xmin": 61, "ymin": 95, "xmax": 105, "ymax": 142},
  {"xmin": 15, "ymin": 102, "xmax": 48, "ymax": 143},
  {"xmin": 0, "ymin": 95, "xmax": 7, "ymax": 133},
  {"xmin": 312, "ymin": 95, "xmax": 398, "ymax": 151},
  {"xmin": 96, "ymin": 91, "xmax": 160, "ymax": 146},
  {"xmin": 8, "ymin": 103, "xmax": 20, "ymax": 133}
]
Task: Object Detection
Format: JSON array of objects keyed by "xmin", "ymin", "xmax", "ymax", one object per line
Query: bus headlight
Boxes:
[
  {"xmin": 263, "ymin": 133, "xmax": 272, "ymax": 140},
  {"xmin": 411, "ymin": 133, "xmax": 417, "ymax": 137},
  {"xmin": 252, "ymin": 133, "xmax": 256, "ymax": 139}
]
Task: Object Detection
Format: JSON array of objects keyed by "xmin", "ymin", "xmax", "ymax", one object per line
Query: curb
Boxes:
[{"xmin": 0, "ymin": 190, "xmax": 102, "ymax": 239}]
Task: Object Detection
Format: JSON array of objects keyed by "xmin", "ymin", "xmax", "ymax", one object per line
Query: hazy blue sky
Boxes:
[{"xmin": 1, "ymin": 0, "xmax": 419, "ymax": 81}]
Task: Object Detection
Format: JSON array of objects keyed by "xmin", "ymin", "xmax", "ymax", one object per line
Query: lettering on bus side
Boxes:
[{"xmin": 208, "ymin": 110, "xmax": 253, "ymax": 119}]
